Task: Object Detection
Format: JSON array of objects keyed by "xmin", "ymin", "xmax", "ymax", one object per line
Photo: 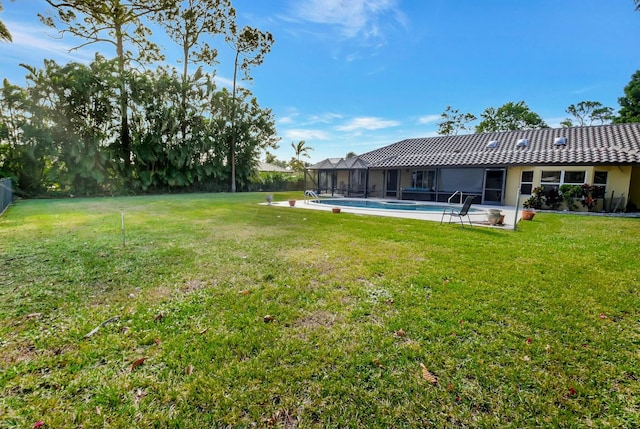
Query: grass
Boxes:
[{"xmin": 0, "ymin": 192, "xmax": 638, "ymax": 428}]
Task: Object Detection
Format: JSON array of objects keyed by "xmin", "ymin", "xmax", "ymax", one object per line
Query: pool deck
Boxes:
[{"xmin": 267, "ymin": 198, "xmax": 520, "ymax": 229}]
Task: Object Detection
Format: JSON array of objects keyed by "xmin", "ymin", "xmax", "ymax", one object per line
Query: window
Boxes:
[
  {"xmin": 540, "ymin": 170, "xmax": 585, "ymax": 192},
  {"xmin": 593, "ymin": 171, "xmax": 608, "ymax": 198},
  {"xmin": 438, "ymin": 168, "xmax": 484, "ymax": 193},
  {"xmin": 564, "ymin": 171, "xmax": 586, "ymax": 184},
  {"xmin": 411, "ymin": 170, "xmax": 436, "ymax": 190},
  {"xmin": 520, "ymin": 171, "xmax": 533, "ymax": 194},
  {"xmin": 351, "ymin": 169, "xmax": 365, "ymax": 189}
]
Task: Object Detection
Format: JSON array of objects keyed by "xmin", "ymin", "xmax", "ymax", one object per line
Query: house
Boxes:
[
  {"xmin": 307, "ymin": 123, "xmax": 640, "ymax": 211},
  {"xmin": 257, "ymin": 162, "xmax": 293, "ymax": 174}
]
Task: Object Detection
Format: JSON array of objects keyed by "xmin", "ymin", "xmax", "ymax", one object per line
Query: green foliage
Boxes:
[
  {"xmin": 615, "ymin": 69, "xmax": 640, "ymax": 123},
  {"xmin": 562, "ymin": 101, "xmax": 614, "ymax": 127},
  {"xmin": 291, "ymin": 140, "xmax": 313, "ymax": 162},
  {"xmin": 0, "ymin": 58, "xmax": 277, "ymax": 195},
  {"xmin": 0, "ymin": 0, "xmax": 11, "ymax": 42},
  {"xmin": 476, "ymin": 101, "xmax": 548, "ymax": 133},
  {"xmin": 437, "ymin": 105, "xmax": 477, "ymax": 135},
  {"xmin": 22, "ymin": 57, "xmax": 119, "ymax": 195},
  {"xmin": 159, "ymin": 0, "xmax": 233, "ymax": 78},
  {"xmin": 559, "ymin": 184, "xmax": 582, "ymax": 210},
  {"xmin": 1, "ymin": 194, "xmax": 639, "ymax": 428},
  {"xmin": 249, "ymin": 171, "xmax": 302, "ymax": 192},
  {"xmin": 523, "ymin": 187, "xmax": 544, "ymax": 209},
  {"xmin": 226, "ymin": 22, "xmax": 275, "ymax": 192},
  {"xmin": 542, "ymin": 187, "xmax": 562, "ymax": 210}
]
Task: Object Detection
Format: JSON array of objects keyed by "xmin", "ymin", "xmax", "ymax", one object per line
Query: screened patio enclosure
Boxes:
[
  {"xmin": 372, "ymin": 167, "xmax": 505, "ymax": 204},
  {"xmin": 306, "ymin": 157, "xmax": 376, "ymax": 197},
  {"xmin": 307, "ymin": 158, "xmax": 507, "ymax": 205}
]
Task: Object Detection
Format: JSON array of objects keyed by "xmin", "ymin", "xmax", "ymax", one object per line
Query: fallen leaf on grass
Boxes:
[
  {"xmin": 568, "ymin": 387, "xmax": 577, "ymax": 396},
  {"xmin": 198, "ymin": 327, "xmax": 209, "ymax": 335},
  {"xmin": 420, "ymin": 363, "xmax": 437, "ymax": 385},
  {"xmin": 153, "ymin": 338, "xmax": 162, "ymax": 345},
  {"xmin": 131, "ymin": 357, "xmax": 147, "ymax": 371},
  {"xmin": 33, "ymin": 421, "xmax": 44, "ymax": 428},
  {"xmin": 394, "ymin": 329, "xmax": 406, "ymax": 337},
  {"xmin": 154, "ymin": 313, "xmax": 164, "ymax": 322},
  {"xmin": 185, "ymin": 364, "xmax": 194, "ymax": 375},
  {"xmin": 263, "ymin": 315, "xmax": 274, "ymax": 323},
  {"xmin": 238, "ymin": 290, "xmax": 250, "ymax": 295}
]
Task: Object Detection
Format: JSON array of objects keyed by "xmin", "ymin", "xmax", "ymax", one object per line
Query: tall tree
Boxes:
[
  {"xmin": 291, "ymin": 140, "xmax": 313, "ymax": 161},
  {"xmin": 0, "ymin": 79, "xmax": 31, "ymax": 190},
  {"xmin": 561, "ymin": 101, "xmax": 614, "ymax": 127},
  {"xmin": 614, "ymin": 70, "xmax": 640, "ymax": 123},
  {"xmin": 40, "ymin": 0, "xmax": 175, "ymax": 178},
  {"xmin": 226, "ymin": 24, "xmax": 274, "ymax": 192},
  {"xmin": 0, "ymin": 0, "xmax": 12, "ymax": 42},
  {"xmin": 289, "ymin": 140, "xmax": 312, "ymax": 172},
  {"xmin": 159, "ymin": 0, "xmax": 232, "ymax": 83},
  {"xmin": 155, "ymin": 0, "xmax": 232, "ymax": 167},
  {"xmin": 437, "ymin": 106, "xmax": 477, "ymax": 136},
  {"xmin": 475, "ymin": 101, "xmax": 548, "ymax": 133},
  {"xmin": 21, "ymin": 58, "xmax": 119, "ymax": 194},
  {"xmin": 208, "ymin": 87, "xmax": 278, "ymax": 190}
]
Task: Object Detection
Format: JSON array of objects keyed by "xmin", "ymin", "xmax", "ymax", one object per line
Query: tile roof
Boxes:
[
  {"xmin": 257, "ymin": 162, "xmax": 292, "ymax": 173},
  {"xmin": 351, "ymin": 123, "xmax": 640, "ymax": 169}
]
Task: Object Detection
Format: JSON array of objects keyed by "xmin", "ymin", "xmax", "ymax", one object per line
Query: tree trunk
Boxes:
[
  {"xmin": 230, "ymin": 50, "xmax": 239, "ymax": 193},
  {"xmin": 115, "ymin": 22, "xmax": 131, "ymax": 180}
]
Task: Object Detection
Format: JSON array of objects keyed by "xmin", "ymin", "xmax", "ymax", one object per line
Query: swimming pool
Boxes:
[{"xmin": 311, "ymin": 198, "xmax": 483, "ymax": 213}]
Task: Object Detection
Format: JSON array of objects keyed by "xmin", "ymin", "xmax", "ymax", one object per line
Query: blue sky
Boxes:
[{"xmin": 2, "ymin": 0, "xmax": 640, "ymax": 163}]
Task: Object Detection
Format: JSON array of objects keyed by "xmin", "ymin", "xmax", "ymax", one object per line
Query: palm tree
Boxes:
[
  {"xmin": 0, "ymin": 1, "xmax": 12, "ymax": 42},
  {"xmin": 291, "ymin": 140, "xmax": 313, "ymax": 162}
]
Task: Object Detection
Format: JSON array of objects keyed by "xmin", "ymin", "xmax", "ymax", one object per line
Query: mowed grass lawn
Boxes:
[{"xmin": 0, "ymin": 193, "xmax": 639, "ymax": 428}]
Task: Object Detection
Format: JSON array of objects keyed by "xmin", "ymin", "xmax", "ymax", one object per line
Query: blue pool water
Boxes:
[{"xmin": 312, "ymin": 199, "xmax": 482, "ymax": 213}]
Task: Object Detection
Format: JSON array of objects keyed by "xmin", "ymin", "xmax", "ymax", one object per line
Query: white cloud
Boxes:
[
  {"xmin": 336, "ymin": 116, "xmax": 400, "ymax": 131},
  {"xmin": 571, "ymin": 85, "xmax": 598, "ymax": 95},
  {"xmin": 288, "ymin": 0, "xmax": 406, "ymax": 40},
  {"xmin": 418, "ymin": 114, "xmax": 441, "ymax": 124},
  {"xmin": 282, "ymin": 129, "xmax": 330, "ymax": 141},
  {"xmin": 278, "ymin": 116, "xmax": 295, "ymax": 125},
  {"xmin": 305, "ymin": 112, "xmax": 343, "ymax": 124},
  {"xmin": 5, "ymin": 21, "xmax": 94, "ymax": 64},
  {"xmin": 213, "ymin": 75, "xmax": 234, "ymax": 89}
]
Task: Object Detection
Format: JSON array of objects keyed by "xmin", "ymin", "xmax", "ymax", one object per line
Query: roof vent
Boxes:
[
  {"xmin": 486, "ymin": 140, "xmax": 498, "ymax": 148},
  {"xmin": 554, "ymin": 136, "xmax": 566, "ymax": 146},
  {"xmin": 516, "ymin": 138, "xmax": 528, "ymax": 147}
]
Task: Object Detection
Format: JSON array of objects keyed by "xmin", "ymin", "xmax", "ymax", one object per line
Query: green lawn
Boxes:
[{"xmin": 0, "ymin": 193, "xmax": 638, "ymax": 428}]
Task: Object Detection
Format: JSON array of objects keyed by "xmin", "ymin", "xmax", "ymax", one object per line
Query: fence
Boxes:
[{"xmin": 0, "ymin": 178, "xmax": 13, "ymax": 216}]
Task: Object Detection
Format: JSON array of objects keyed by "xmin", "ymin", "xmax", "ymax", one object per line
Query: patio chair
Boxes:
[{"xmin": 440, "ymin": 195, "xmax": 475, "ymax": 227}]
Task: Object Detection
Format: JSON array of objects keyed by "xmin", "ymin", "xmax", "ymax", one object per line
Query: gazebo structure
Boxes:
[{"xmin": 305, "ymin": 156, "xmax": 375, "ymax": 197}]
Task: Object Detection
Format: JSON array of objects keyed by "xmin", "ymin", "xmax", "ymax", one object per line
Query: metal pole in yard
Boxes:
[
  {"xmin": 121, "ymin": 212, "xmax": 126, "ymax": 247},
  {"xmin": 513, "ymin": 189, "xmax": 521, "ymax": 231}
]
